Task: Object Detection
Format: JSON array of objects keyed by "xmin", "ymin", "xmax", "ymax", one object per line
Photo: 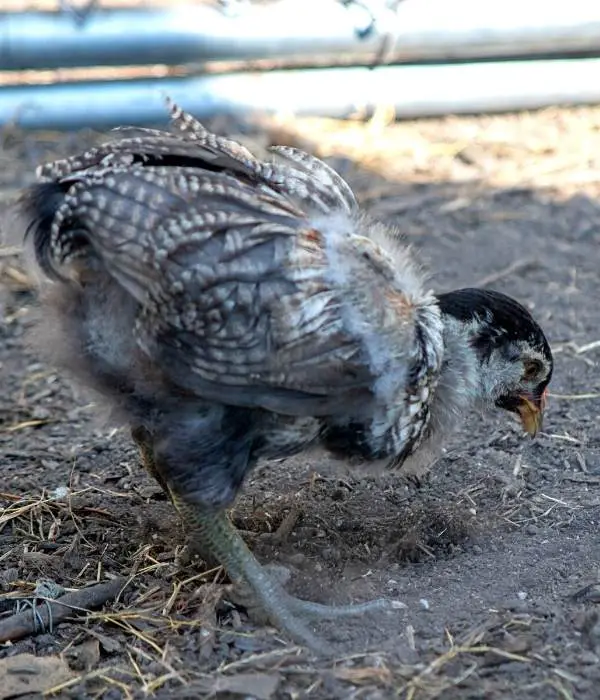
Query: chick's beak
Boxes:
[{"xmin": 517, "ymin": 388, "xmax": 547, "ymax": 437}]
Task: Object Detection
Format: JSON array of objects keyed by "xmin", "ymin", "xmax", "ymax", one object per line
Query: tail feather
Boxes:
[
  {"xmin": 20, "ymin": 101, "xmax": 360, "ymax": 292},
  {"xmin": 20, "ymin": 181, "xmax": 73, "ymax": 281}
]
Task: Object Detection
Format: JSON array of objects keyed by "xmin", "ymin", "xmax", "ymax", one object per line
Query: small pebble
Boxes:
[
  {"xmin": 419, "ymin": 598, "xmax": 430, "ymax": 610},
  {"xmin": 320, "ymin": 547, "xmax": 340, "ymax": 562},
  {"xmin": 575, "ymin": 679, "xmax": 594, "ymax": 693},
  {"xmin": 578, "ymin": 651, "xmax": 599, "ymax": 665},
  {"xmin": 501, "ymin": 598, "xmax": 528, "ymax": 612},
  {"xmin": 286, "ymin": 552, "xmax": 306, "ymax": 567},
  {"xmin": 51, "ymin": 486, "xmax": 70, "ymax": 500}
]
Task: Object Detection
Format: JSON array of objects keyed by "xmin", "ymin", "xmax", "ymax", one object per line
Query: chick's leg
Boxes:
[
  {"xmin": 170, "ymin": 492, "xmax": 392, "ymax": 654},
  {"xmin": 133, "ymin": 425, "xmax": 393, "ymax": 652},
  {"xmin": 132, "ymin": 426, "xmax": 220, "ymax": 565},
  {"xmin": 131, "ymin": 426, "xmax": 171, "ymax": 496}
]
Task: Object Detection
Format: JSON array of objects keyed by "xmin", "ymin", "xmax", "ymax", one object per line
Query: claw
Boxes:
[{"xmin": 172, "ymin": 495, "xmax": 399, "ymax": 653}]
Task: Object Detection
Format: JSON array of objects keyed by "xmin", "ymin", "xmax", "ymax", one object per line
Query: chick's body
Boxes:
[
  {"xmin": 27, "ymin": 108, "xmax": 443, "ymax": 510},
  {"xmin": 21, "ymin": 104, "xmax": 552, "ymax": 652}
]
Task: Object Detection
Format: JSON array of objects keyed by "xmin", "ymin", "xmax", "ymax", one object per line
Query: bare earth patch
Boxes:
[{"xmin": 1, "ymin": 107, "xmax": 600, "ymax": 699}]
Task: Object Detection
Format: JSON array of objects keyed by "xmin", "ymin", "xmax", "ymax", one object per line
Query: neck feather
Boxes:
[{"xmin": 396, "ymin": 312, "xmax": 483, "ymax": 478}]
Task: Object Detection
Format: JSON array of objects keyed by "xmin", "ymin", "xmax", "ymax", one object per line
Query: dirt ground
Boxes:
[{"xmin": 1, "ymin": 106, "xmax": 600, "ymax": 699}]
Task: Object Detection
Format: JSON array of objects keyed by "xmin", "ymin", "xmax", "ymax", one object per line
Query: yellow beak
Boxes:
[{"xmin": 517, "ymin": 388, "xmax": 547, "ymax": 437}]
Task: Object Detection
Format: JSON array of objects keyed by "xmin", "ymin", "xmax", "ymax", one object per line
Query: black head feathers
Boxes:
[{"xmin": 436, "ymin": 287, "xmax": 553, "ymax": 370}]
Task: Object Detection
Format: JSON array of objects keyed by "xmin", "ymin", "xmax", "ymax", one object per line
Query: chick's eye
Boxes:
[{"xmin": 522, "ymin": 359, "xmax": 542, "ymax": 381}]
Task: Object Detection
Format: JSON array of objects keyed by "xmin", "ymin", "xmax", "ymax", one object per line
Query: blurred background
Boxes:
[{"xmin": 2, "ymin": 0, "xmax": 600, "ymax": 130}]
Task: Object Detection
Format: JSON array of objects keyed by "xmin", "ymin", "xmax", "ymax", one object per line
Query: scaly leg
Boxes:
[
  {"xmin": 132, "ymin": 426, "xmax": 218, "ymax": 565},
  {"xmin": 132, "ymin": 427, "xmax": 394, "ymax": 652},
  {"xmin": 170, "ymin": 492, "xmax": 393, "ymax": 654},
  {"xmin": 131, "ymin": 426, "xmax": 171, "ymax": 497}
]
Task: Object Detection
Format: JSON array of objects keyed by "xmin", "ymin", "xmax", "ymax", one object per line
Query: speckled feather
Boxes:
[{"xmin": 21, "ymin": 103, "xmax": 447, "ymax": 506}]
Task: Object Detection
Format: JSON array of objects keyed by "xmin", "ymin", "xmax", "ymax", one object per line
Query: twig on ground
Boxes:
[
  {"xmin": 0, "ymin": 577, "xmax": 128, "ymax": 643},
  {"xmin": 261, "ymin": 506, "xmax": 302, "ymax": 545},
  {"xmin": 474, "ymin": 259, "xmax": 539, "ymax": 288}
]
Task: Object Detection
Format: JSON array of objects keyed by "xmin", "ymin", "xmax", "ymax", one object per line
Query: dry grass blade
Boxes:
[
  {"xmin": 0, "ymin": 488, "xmax": 100, "ymax": 534},
  {"xmin": 474, "ymin": 259, "xmax": 539, "ymax": 288},
  {"xmin": 0, "ymin": 493, "xmax": 48, "ymax": 528},
  {"xmin": 551, "ymin": 393, "xmax": 600, "ymax": 401},
  {"xmin": 0, "ymin": 245, "xmax": 22, "ymax": 257},
  {"xmin": 3, "ymin": 418, "xmax": 54, "ymax": 432},
  {"xmin": 43, "ymin": 667, "xmax": 137, "ymax": 699},
  {"xmin": 332, "ymin": 665, "xmax": 392, "ymax": 684},
  {"xmin": 398, "ymin": 644, "xmax": 531, "ymax": 700}
]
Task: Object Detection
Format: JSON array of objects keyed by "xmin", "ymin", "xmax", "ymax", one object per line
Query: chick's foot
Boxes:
[{"xmin": 171, "ymin": 495, "xmax": 396, "ymax": 654}]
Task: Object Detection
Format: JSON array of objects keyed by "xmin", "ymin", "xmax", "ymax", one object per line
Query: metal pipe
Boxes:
[
  {"xmin": 2, "ymin": 58, "xmax": 600, "ymax": 131},
  {"xmin": 1, "ymin": 0, "xmax": 600, "ymax": 72}
]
